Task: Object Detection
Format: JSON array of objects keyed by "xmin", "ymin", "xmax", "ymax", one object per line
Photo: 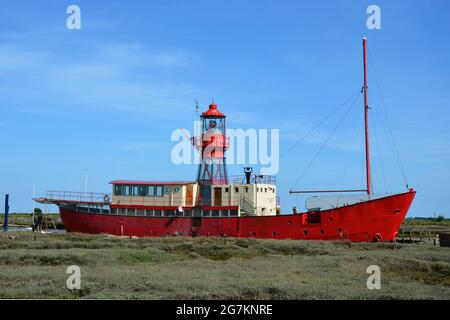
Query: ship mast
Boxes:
[
  {"xmin": 289, "ymin": 38, "xmax": 374, "ymax": 196},
  {"xmin": 363, "ymin": 38, "xmax": 372, "ymax": 195}
]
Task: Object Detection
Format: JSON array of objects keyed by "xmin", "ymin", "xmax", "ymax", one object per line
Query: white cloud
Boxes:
[
  {"xmin": 0, "ymin": 42, "xmax": 206, "ymax": 118},
  {"xmin": 98, "ymin": 43, "xmax": 192, "ymax": 68}
]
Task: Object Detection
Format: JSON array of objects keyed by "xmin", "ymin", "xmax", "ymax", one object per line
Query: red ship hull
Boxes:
[{"xmin": 59, "ymin": 190, "xmax": 415, "ymax": 242}]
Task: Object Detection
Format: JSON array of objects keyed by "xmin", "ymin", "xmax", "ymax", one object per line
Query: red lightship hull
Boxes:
[{"xmin": 59, "ymin": 190, "xmax": 415, "ymax": 242}]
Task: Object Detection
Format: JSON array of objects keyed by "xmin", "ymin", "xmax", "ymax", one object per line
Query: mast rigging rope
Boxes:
[
  {"xmin": 290, "ymin": 91, "xmax": 362, "ymax": 191},
  {"xmin": 367, "ymin": 48, "xmax": 409, "ymax": 189},
  {"xmin": 281, "ymin": 88, "xmax": 362, "ymax": 159}
]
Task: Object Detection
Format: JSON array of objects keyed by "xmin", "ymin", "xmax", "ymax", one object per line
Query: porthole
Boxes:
[
  {"xmin": 337, "ymin": 228, "xmax": 342, "ymax": 233},
  {"xmin": 303, "ymin": 230, "xmax": 308, "ymax": 235},
  {"xmin": 272, "ymin": 231, "xmax": 277, "ymax": 236},
  {"xmin": 174, "ymin": 187, "xmax": 180, "ymax": 192},
  {"xmin": 328, "ymin": 217, "xmax": 334, "ymax": 222},
  {"xmin": 320, "ymin": 229, "xmax": 325, "ymax": 235},
  {"xmin": 288, "ymin": 220, "xmax": 293, "ymax": 224}
]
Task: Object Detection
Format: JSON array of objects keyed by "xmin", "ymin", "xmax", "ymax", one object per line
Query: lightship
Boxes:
[{"xmin": 35, "ymin": 38, "xmax": 415, "ymax": 242}]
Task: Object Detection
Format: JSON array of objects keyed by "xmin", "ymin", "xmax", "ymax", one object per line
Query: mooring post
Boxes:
[{"xmin": 3, "ymin": 194, "xmax": 9, "ymax": 231}]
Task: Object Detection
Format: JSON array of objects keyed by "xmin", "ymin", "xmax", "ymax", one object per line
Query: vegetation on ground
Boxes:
[{"xmin": 0, "ymin": 232, "xmax": 448, "ymax": 299}]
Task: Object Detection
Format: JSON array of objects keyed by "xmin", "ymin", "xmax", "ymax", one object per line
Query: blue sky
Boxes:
[{"xmin": 0, "ymin": 0, "xmax": 449, "ymax": 217}]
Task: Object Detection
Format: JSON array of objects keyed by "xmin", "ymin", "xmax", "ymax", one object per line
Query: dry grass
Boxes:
[{"xmin": 0, "ymin": 232, "xmax": 449, "ymax": 299}]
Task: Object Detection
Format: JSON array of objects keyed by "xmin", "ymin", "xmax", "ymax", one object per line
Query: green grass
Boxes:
[
  {"xmin": 0, "ymin": 213, "xmax": 64, "ymax": 229},
  {"xmin": 0, "ymin": 232, "xmax": 449, "ymax": 299}
]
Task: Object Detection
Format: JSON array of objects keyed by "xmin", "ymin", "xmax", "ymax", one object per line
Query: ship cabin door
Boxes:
[
  {"xmin": 186, "ymin": 185, "xmax": 193, "ymax": 206},
  {"xmin": 214, "ymin": 187, "xmax": 222, "ymax": 206}
]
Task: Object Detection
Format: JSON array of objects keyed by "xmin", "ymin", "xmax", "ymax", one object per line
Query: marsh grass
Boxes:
[{"xmin": 0, "ymin": 232, "xmax": 448, "ymax": 299}]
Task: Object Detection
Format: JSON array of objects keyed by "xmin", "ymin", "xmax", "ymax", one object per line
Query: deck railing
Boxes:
[
  {"xmin": 228, "ymin": 175, "xmax": 276, "ymax": 185},
  {"xmin": 46, "ymin": 190, "xmax": 111, "ymax": 203}
]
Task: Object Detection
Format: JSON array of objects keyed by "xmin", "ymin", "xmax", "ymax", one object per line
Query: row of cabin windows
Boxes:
[
  {"xmin": 110, "ymin": 208, "xmax": 238, "ymax": 217},
  {"xmin": 114, "ymin": 185, "xmax": 180, "ymax": 197},
  {"xmin": 223, "ymin": 187, "xmax": 275, "ymax": 193}
]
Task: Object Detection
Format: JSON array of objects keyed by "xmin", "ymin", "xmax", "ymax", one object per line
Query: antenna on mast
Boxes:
[{"xmin": 194, "ymin": 99, "xmax": 199, "ymax": 113}]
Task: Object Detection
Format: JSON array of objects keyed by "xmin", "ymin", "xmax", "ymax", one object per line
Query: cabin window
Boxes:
[
  {"xmin": 136, "ymin": 209, "xmax": 145, "ymax": 216},
  {"xmin": 212, "ymin": 210, "xmax": 220, "ymax": 217},
  {"xmin": 184, "ymin": 209, "xmax": 192, "ymax": 217},
  {"xmin": 155, "ymin": 186, "xmax": 163, "ymax": 197},
  {"xmin": 114, "ymin": 185, "xmax": 122, "ymax": 196},
  {"xmin": 235, "ymin": 187, "xmax": 239, "ymax": 193},
  {"xmin": 154, "ymin": 210, "xmax": 162, "ymax": 216},
  {"xmin": 145, "ymin": 209, "xmax": 153, "ymax": 216},
  {"xmin": 165, "ymin": 210, "xmax": 176, "ymax": 217},
  {"xmin": 131, "ymin": 185, "xmax": 139, "ymax": 196},
  {"xmin": 225, "ymin": 187, "xmax": 229, "ymax": 193},
  {"xmin": 230, "ymin": 209, "xmax": 238, "ymax": 216},
  {"xmin": 118, "ymin": 208, "xmax": 127, "ymax": 215},
  {"xmin": 122, "ymin": 185, "xmax": 130, "ymax": 196},
  {"xmin": 265, "ymin": 188, "xmax": 268, "ymax": 193},
  {"xmin": 221, "ymin": 210, "xmax": 229, "ymax": 217},
  {"xmin": 165, "ymin": 187, "xmax": 171, "ymax": 194},
  {"xmin": 202, "ymin": 210, "xmax": 210, "ymax": 217},
  {"xmin": 245, "ymin": 187, "xmax": 249, "ymax": 193},
  {"xmin": 147, "ymin": 185, "xmax": 155, "ymax": 197},
  {"xmin": 138, "ymin": 186, "xmax": 147, "ymax": 196}
]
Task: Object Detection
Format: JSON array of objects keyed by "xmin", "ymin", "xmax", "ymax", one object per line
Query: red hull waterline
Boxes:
[{"xmin": 59, "ymin": 190, "xmax": 415, "ymax": 242}]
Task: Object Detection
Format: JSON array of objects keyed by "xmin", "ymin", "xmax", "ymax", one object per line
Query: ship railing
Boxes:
[
  {"xmin": 45, "ymin": 190, "xmax": 111, "ymax": 204},
  {"xmin": 228, "ymin": 175, "xmax": 276, "ymax": 185}
]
